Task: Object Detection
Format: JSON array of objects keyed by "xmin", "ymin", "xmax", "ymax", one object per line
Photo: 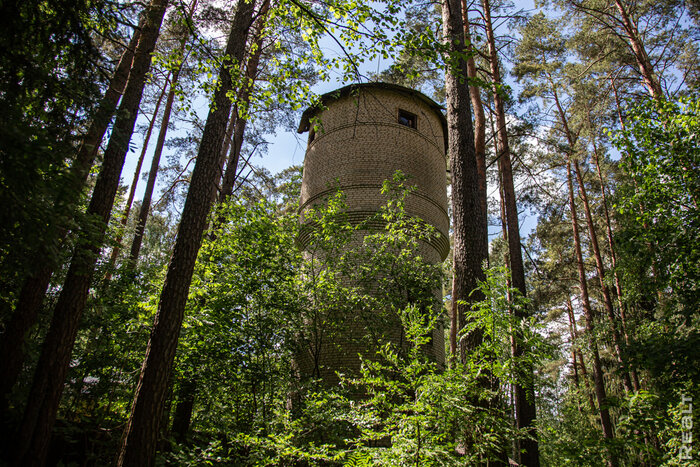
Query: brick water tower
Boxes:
[{"xmin": 296, "ymin": 82, "xmax": 449, "ymax": 384}]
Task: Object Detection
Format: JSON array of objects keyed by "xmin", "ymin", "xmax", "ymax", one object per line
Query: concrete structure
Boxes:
[{"xmin": 296, "ymin": 82, "xmax": 449, "ymax": 383}]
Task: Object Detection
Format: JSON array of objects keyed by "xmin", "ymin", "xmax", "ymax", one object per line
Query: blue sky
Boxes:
[{"xmin": 120, "ymin": 0, "xmax": 538, "ymax": 215}]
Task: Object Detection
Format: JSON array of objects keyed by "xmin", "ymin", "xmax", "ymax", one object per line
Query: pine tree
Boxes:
[
  {"xmin": 13, "ymin": 2, "xmax": 169, "ymax": 463},
  {"xmin": 117, "ymin": 1, "xmax": 256, "ymax": 463}
]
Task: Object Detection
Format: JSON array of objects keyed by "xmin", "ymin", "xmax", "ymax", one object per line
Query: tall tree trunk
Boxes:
[
  {"xmin": 587, "ymin": 126, "xmax": 640, "ymax": 391},
  {"xmin": 611, "ymin": 0, "xmax": 663, "ymax": 99},
  {"xmin": 72, "ymin": 18, "xmax": 144, "ymax": 183},
  {"xmin": 218, "ymin": 0, "xmax": 269, "ymax": 202},
  {"xmin": 219, "ymin": 109, "xmax": 247, "ymax": 200},
  {"xmin": 117, "ymin": 2, "xmax": 255, "ymax": 464},
  {"xmin": 573, "ymin": 159, "xmax": 633, "ymax": 393},
  {"xmin": 482, "ymin": 0, "xmax": 539, "ymax": 463},
  {"xmin": 567, "ymin": 160, "xmax": 617, "ymax": 466},
  {"xmin": 13, "ymin": 2, "xmax": 168, "ymax": 465},
  {"xmin": 128, "ymin": 74, "xmax": 176, "ymax": 265},
  {"xmin": 565, "ymin": 296, "xmax": 596, "ymax": 411},
  {"xmin": 105, "ymin": 77, "xmax": 170, "ymax": 280},
  {"xmin": 610, "ymin": 75, "xmax": 627, "ymax": 131},
  {"xmin": 0, "ymin": 19, "xmax": 143, "ymax": 414},
  {"xmin": 171, "ymin": 378, "xmax": 197, "ymax": 444},
  {"xmin": 442, "ymin": 0, "xmax": 488, "ymax": 364},
  {"xmin": 565, "ymin": 298, "xmax": 581, "ymax": 389},
  {"xmin": 217, "ymin": 109, "xmax": 237, "ymax": 186},
  {"xmin": 549, "ymin": 82, "xmax": 633, "ymax": 393},
  {"xmin": 129, "ymin": 0, "xmax": 199, "ymax": 266},
  {"xmin": 459, "ymin": 1, "xmax": 487, "ymax": 233}
]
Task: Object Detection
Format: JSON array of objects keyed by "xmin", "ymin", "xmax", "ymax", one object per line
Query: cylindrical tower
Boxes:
[{"xmin": 296, "ymin": 82, "xmax": 449, "ymax": 383}]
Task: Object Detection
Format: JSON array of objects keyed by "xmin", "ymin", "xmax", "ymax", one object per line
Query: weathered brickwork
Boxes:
[{"xmin": 296, "ymin": 83, "xmax": 448, "ymax": 385}]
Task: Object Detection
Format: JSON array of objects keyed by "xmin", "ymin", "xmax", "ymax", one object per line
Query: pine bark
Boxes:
[
  {"xmin": 171, "ymin": 378, "xmax": 197, "ymax": 444},
  {"xmin": 116, "ymin": 2, "xmax": 255, "ymax": 464},
  {"xmin": 129, "ymin": 0, "xmax": 199, "ymax": 266},
  {"xmin": 565, "ymin": 296, "xmax": 596, "ymax": 411},
  {"xmin": 218, "ymin": 0, "xmax": 269, "ymax": 202},
  {"xmin": 459, "ymin": 1, "xmax": 487, "ymax": 230},
  {"xmin": 105, "ymin": 77, "xmax": 169, "ymax": 279},
  {"xmin": 611, "ymin": 0, "xmax": 663, "ymax": 99},
  {"xmin": 12, "ymin": 2, "xmax": 168, "ymax": 465},
  {"xmin": 573, "ymin": 159, "xmax": 633, "ymax": 392},
  {"xmin": 482, "ymin": 0, "xmax": 539, "ymax": 463},
  {"xmin": 567, "ymin": 160, "xmax": 617, "ymax": 466},
  {"xmin": 588, "ymin": 133, "xmax": 640, "ymax": 391},
  {"xmin": 0, "ymin": 19, "xmax": 143, "ymax": 412},
  {"xmin": 442, "ymin": 0, "xmax": 488, "ymax": 363},
  {"xmin": 550, "ymin": 82, "xmax": 633, "ymax": 393}
]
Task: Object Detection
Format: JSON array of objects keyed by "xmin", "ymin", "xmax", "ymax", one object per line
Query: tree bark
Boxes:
[
  {"xmin": 549, "ymin": 81, "xmax": 634, "ymax": 394},
  {"xmin": 218, "ymin": 0, "xmax": 269, "ymax": 202},
  {"xmin": 129, "ymin": 0, "xmax": 199, "ymax": 266},
  {"xmin": 611, "ymin": 0, "xmax": 663, "ymax": 99},
  {"xmin": 567, "ymin": 160, "xmax": 617, "ymax": 466},
  {"xmin": 0, "ymin": 18, "xmax": 143, "ymax": 413},
  {"xmin": 481, "ymin": 0, "xmax": 539, "ymax": 463},
  {"xmin": 565, "ymin": 299, "xmax": 581, "ymax": 389},
  {"xmin": 171, "ymin": 378, "xmax": 197, "ymax": 444},
  {"xmin": 105, "ymin": 76, "xmax": 170, "ymax": 280},
  {"xmin": 573, "ymin": 159, "xmax": 633, "ymax": 393},
  {"xmin": 565, "ymin": 296, "xmax": 596, "ymax": 411},
  {"xmin": 587, "ymin": 129, "xmax": 640, "ymax": 391},
  {"xmin": 116, "ymin": 2, "xmax": 255, "ymax": 464},
  {"xmin": 459, "ymin": 1, "xmax": 487, "ymax": 232},
  {"xmin": 442, "ymin": 0, "xmax": 488, "ymax": 364},
  {"xmin": 13, "ymin": 2, "xmax": 168, "ymax": 465}
]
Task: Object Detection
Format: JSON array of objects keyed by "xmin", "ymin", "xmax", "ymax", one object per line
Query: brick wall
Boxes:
[{"xmin": 297, "ymin": 84, "xmax": 448, "ymax": 385}]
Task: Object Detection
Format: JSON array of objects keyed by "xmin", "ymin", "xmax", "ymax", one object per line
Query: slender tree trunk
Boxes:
[
  {"xmin": 442, "ymin": 0, "xmax": 488, "ymax": 364},
  {"xmin": 573, "ymin": 160, "xmax": 633, "ymax": 392},
  {"xmin": 218, "ymin": 109, "xmax": 237, "ymax": 185},
  {"xmin": 129, "ymin": 0, "xmax": 199, "ymax": 266},
  {"xmin": 611, "ymin": 0, "xmax": 663, "ymax": 99},
  {"xmin": 494, "ymin": 113, "xmax": 516, "ymax": 393},
  {"xmin": 128, "ymin": 71, "xmax": 178, "ymax": 265},
  {"xmin": 171, "ymin": 378, "xmax": 197, "ymax": 444},
  {"xmin": 219, "ymin": 110, "xmax": 248, "ymax": 199},
  {"xmin": 482, "ymin": 0, "xmax": 538, "ymax": 463},
  {"xmin": 566, "ymin": 296, "xmax": 596, "ymax": 411},
  {"xmin": 105, "ymin": 77, "xmax": 170, "ymax": 280},
  {"xmin": 0, "ymin": 19, "xmax": 143, "ymax": 413},
  {"xmin": 13, "ymin": 2, "xmax": 168, "ymax": 465},
  {"xmin": 610, "ymin": 76, "xmax": 627, "ymax": 131},
  {"xmin": 117, "ymin": 2, "xmax": 255, "ymax": 464},
  {"xmin": 565, "ymin": 299, "xmax": 581, "ymax": 389},
  {"xmin": 549, "ymin": 82, "xmax": 633, "ymax": 393},
  {"xmin": 218, "ymin": 0, "xmax": 269, "ymax": 202},
  {"xmin": 567, "ymin": 160, "xmax": 617, "ymax": 466},
  {"xmin": 587, "ymin": 130, "xmax": 640, "ymax": 391}
]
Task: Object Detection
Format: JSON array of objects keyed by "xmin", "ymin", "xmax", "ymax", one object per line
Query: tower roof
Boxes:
[{"xmin": 297, "ymin": 82, "xmax": 447, "ymax": 149}]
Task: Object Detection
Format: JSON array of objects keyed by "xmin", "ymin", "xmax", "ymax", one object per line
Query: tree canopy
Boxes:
[{"xmin": 0, "ymin": 0, "xmax": 698, "ymax": 465}]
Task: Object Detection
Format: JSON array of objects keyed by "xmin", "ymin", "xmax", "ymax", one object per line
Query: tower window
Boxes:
[{"xmin": 398, "ymin": 109, "xmax": 417, "ymax": 129}]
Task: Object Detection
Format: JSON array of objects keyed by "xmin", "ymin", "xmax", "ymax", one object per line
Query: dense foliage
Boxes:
[{"xmin": 0, "ymin": 0, "xmax": 698, "ymax": 465}]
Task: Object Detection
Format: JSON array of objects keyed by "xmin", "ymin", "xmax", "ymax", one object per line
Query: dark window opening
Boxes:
[
  {"xmin": 398, "ymin": 109, "xmax": 417, "ymax": 129},
  {"xmin": 309, "ymin": 126, "xmax": 315, "ymax": 142}
]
